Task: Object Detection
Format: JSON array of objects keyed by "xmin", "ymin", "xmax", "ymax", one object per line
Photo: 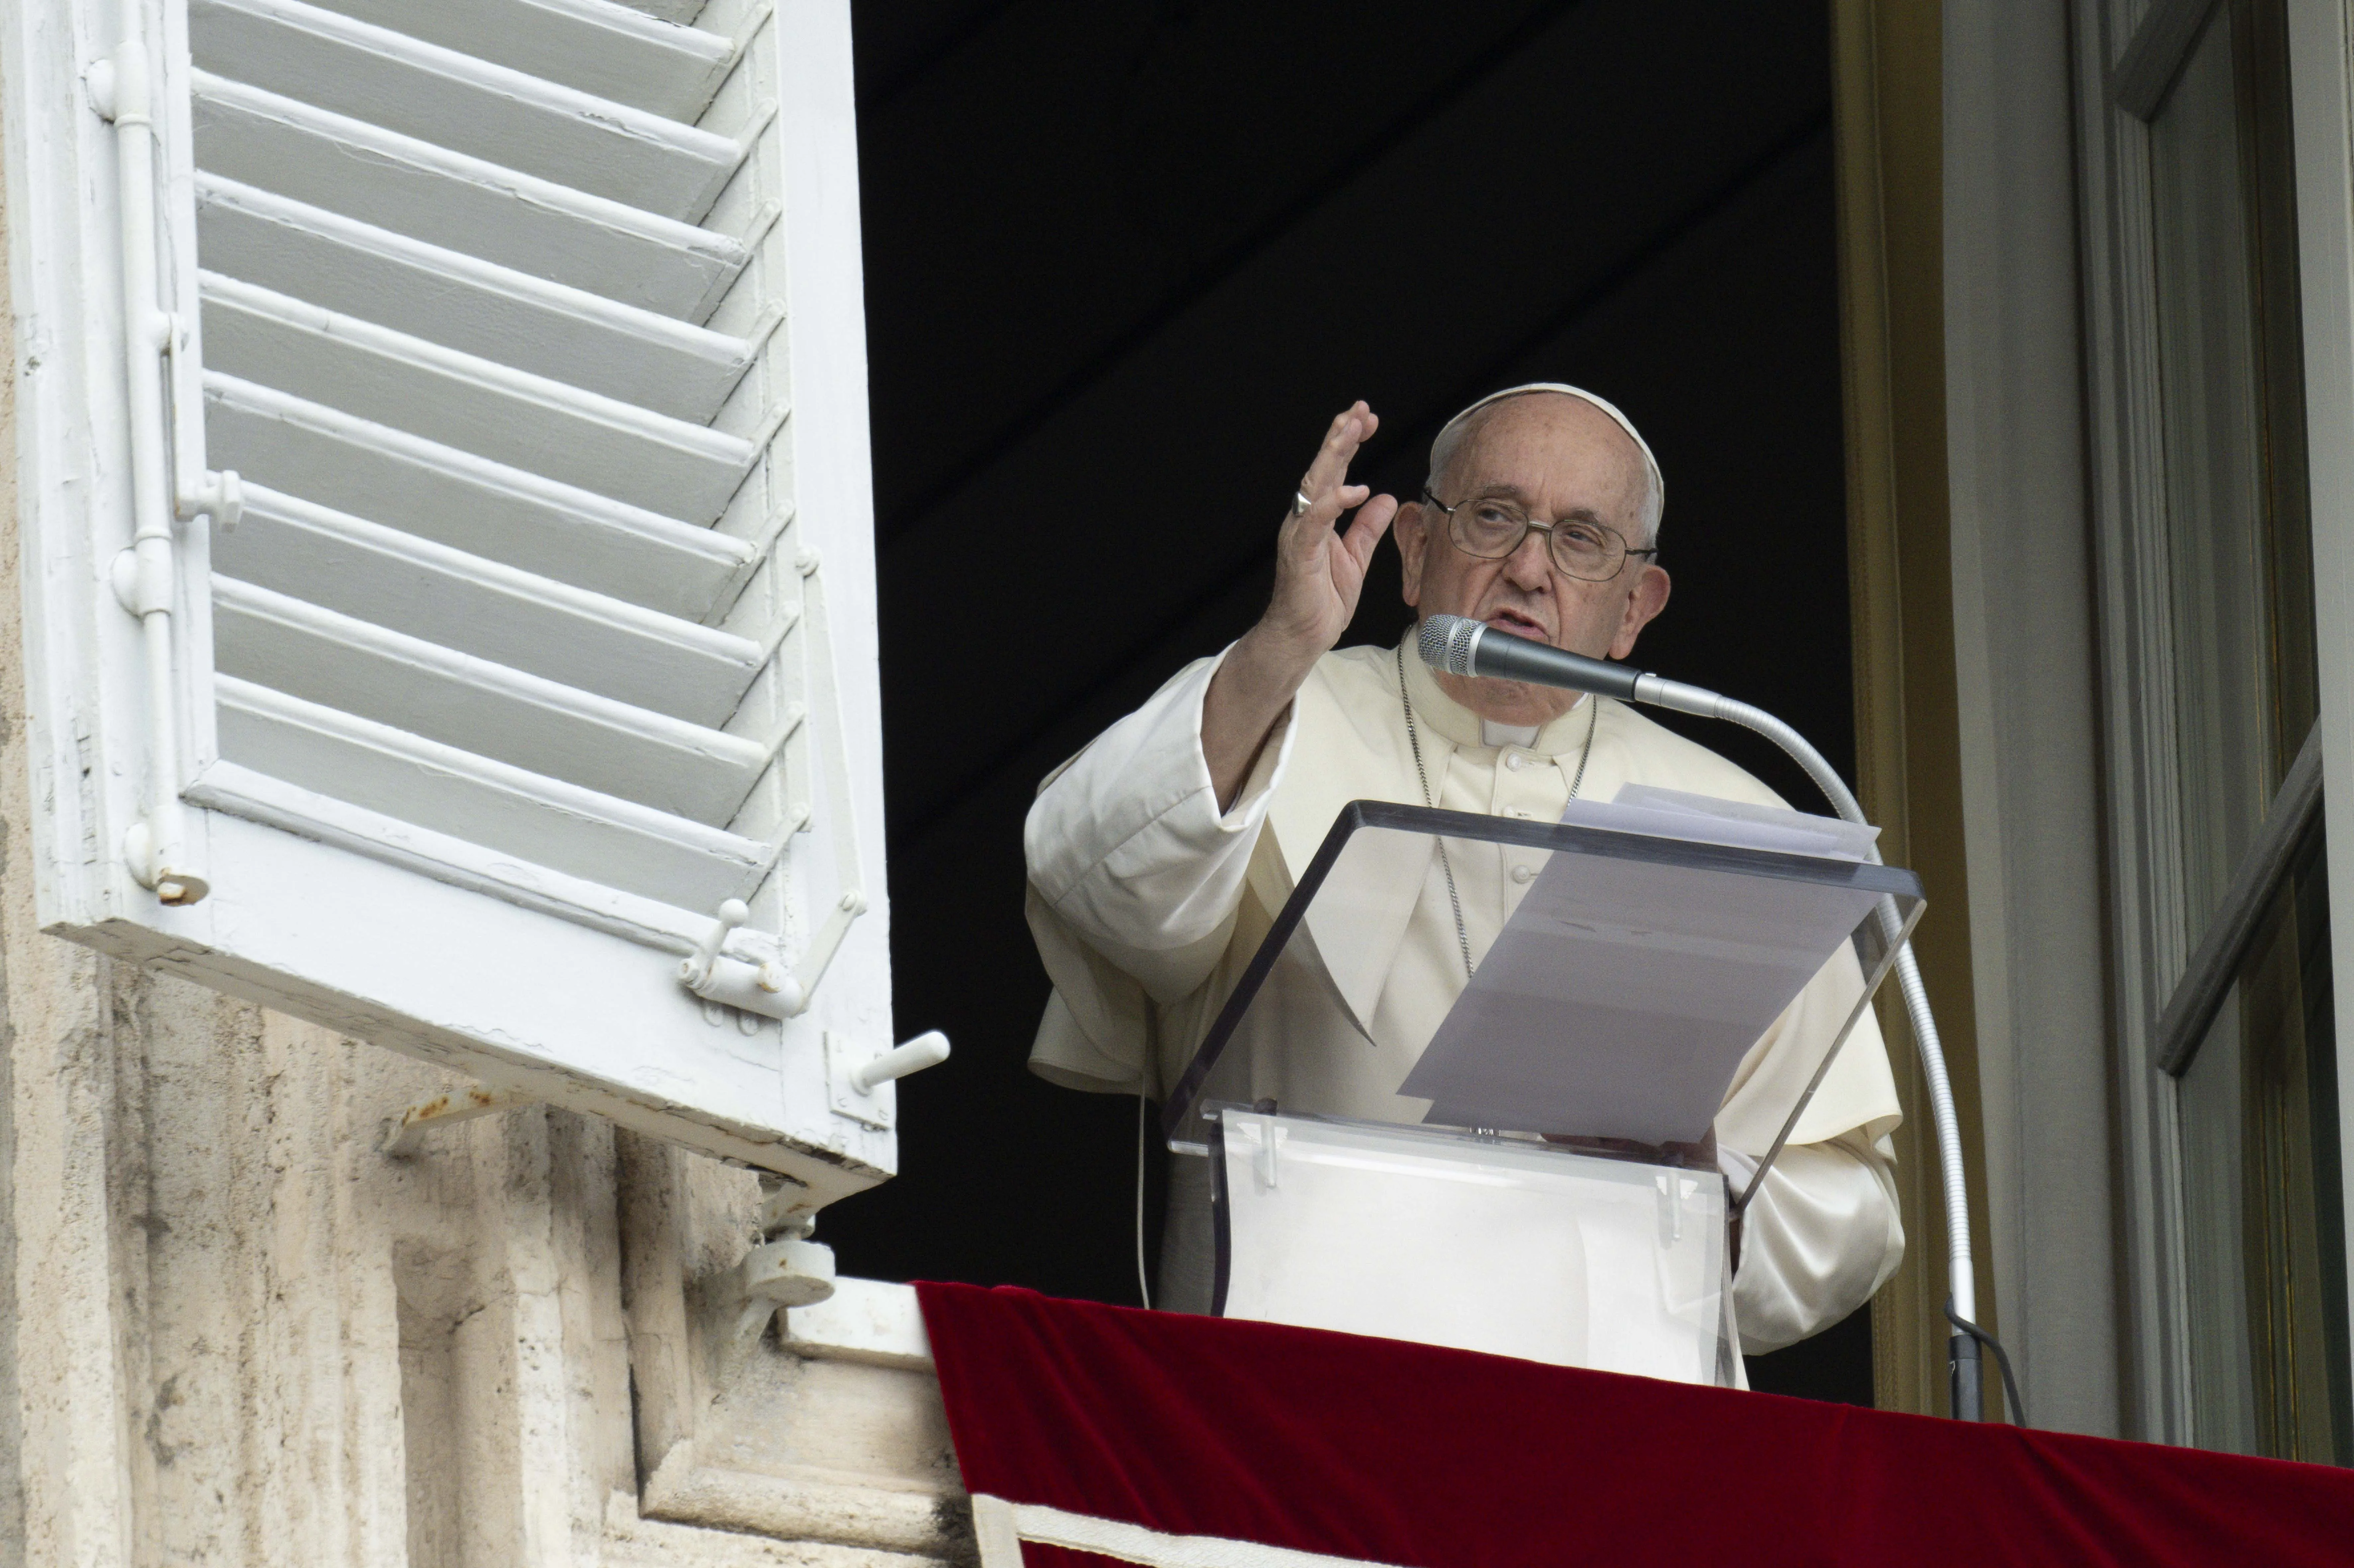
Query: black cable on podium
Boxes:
[{"xmin": 1419, "ymin": 614, "xmax": 2015, "ymax": 1422}]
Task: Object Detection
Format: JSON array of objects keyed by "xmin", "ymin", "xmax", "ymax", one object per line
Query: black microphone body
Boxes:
[{"xmin": 1416, "ymin": 614, "xmax": 1645, "ymax": 701}]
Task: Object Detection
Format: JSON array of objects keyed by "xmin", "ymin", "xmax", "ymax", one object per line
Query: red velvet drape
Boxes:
[{"xmin": 917, "ymin": 1281, "xmax": 2354, "ymax": 1568}]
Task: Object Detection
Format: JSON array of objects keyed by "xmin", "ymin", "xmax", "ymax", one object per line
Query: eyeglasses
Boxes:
[{"xmin": 1420, "ymin": 489, "xmax": 1658, "ymax": 582}]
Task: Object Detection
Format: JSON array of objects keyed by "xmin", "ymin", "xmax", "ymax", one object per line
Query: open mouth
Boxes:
[{"xmin": 1486, "ymin": 608, "xmax": 1549, "ymax": 641}]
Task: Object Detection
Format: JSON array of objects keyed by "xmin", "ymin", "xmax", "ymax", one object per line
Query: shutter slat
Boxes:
[
  {"xmin": 611, "ymin": 0, "xmax": 706, "ymax": 28},
  {"xmin": 211, "ymin": 678, "xmax": 770, "ymax": 911},
  {"xmin": 215, "ymin": 485, "xmax": 766, "ymax": 725},
  {"xmin": 204, "ymin": 374, "xmax": 754, "ymax": 619},
  {"xmin": 185, "ymin": 0, "xmax": 795, "ymax": 910},
  {"xmin": 214, "ymin": 578, "xmax": 774, "ymax": 825},
  {"xmin": 191, "ymin": 0, "xmax": 743, "ymax": 222},
  {"xmin": 295, "ymin": 0, "xmax": 732, "ymax": 121},
  {"xmin": 196, "ymin": 175, "xmax": 755, "ymax": 421},
  {"xmin": 200, "ymin": 272, "xmax": 754, "ymax": 520},
  {"xmin": 192, "ymin": 70, "xmax": 745, "ymax": 319}
]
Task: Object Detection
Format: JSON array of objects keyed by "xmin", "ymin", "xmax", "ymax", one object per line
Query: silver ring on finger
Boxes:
[{"xmin": 1293, "ymin": 489, "xmax": 1313, "ymax": 517}]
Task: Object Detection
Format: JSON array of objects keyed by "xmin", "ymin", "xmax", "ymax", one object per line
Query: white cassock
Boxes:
[{"xmin": 1024, "ymin": 631, "xmax": 1906, "ymax": 1355}]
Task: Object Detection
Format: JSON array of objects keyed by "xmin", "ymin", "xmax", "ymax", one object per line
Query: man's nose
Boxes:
[{"xmin": 1503, "ymin": 529, "xmax": 1554, "ymax": 587}]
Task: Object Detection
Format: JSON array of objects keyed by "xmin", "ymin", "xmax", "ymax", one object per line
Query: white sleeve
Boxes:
[
  {"xmin": 1730, "ymin": 1130, "xmax": 1905, "ymax": 1354},
  {"xmin": 1025, "ymin": 645, "xmax": 1298, "ymax": 966}
]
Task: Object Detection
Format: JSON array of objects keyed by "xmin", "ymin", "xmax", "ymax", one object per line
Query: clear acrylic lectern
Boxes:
[{"xmin": 1162, "ymin": 796, "xmax": 1925, "ymax": 1384}]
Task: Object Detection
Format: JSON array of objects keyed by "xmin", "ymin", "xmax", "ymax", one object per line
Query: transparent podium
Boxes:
[{"xmin": 1162, "ymin": 794, "xmax": 1924, "ymax": 1384}]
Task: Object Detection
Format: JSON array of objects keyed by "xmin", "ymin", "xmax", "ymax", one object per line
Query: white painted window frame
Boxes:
[
  {"xmin": 2067, "ymin": 0, "xmax": 2211, "ymax": 1446},
  {"xmin": 1, "ymin": 0, "xmax": 902, "ymax": 1208},
  {"xmin": 2285, "ymin": 0, "xmax": 2354, "ymax": 1459},
  {"xmin": 2070, "ymin": 0, "xmax": 2354, "ymax": 1445}
]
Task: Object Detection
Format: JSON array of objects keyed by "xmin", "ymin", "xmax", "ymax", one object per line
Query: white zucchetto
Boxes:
[{"xmin": 1432, "ymin": 382, "xmax": 1665, "ymax": 538}]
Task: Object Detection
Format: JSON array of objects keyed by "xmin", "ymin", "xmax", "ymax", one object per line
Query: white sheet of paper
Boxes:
[{"xmin": 1397, "ymin": 792, "xmax": 1882, "ymax": 1143}]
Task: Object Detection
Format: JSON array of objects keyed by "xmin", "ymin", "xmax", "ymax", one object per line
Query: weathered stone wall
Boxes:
[{"xmin": 0, "ymin": 942, "xmax": 965, "ymax": 1568}]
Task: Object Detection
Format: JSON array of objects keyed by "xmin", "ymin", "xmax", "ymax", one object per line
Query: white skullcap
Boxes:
[{"xmin": 1430, "ymin": 382, "xmax": 1665, "ymax": 542}]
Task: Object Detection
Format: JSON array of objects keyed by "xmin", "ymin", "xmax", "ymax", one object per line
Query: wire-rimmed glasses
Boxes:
[{"xmin": 1420, "ymin": 489, "xmax": 1658, "ymax": 582}]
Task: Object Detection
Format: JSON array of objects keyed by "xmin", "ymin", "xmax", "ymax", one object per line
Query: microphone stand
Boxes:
[
  {"xmin": 1420, "ymin": 615, "xmax": 2016, "ymax": 1419},
  {"xmin": 1628, "ymin": 671, "xmax": 1993, "ymax": 1422}
]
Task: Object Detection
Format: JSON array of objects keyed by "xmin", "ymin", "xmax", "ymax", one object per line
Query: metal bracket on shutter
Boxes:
[
  {"xmin": 678, "ymin": 890, "xmax": 864, "ymax": 1021},
  {"xmin": 825, "ymin": 1029, "xmax": 951, "ymax": 1129},
  {"xmin": 89, "ymin": 18, "xmax": 216, "ymax": 907},
  {"xmin": 676, "ymin": 547, "xmax": 870, "ymax": 1020},
  {"xmin": 163, "ymin": 312, "xmax": 242, "ymax": 531}
]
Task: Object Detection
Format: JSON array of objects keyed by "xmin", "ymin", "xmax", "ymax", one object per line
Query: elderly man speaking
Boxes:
[{"xmin": 1023, "ymin": 385, "xmax": 1904, "ymax": 1357}]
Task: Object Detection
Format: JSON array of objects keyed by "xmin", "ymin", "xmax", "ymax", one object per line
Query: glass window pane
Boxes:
[
  {"xmin": 2181, "ymin": 987, "xmax": 2262, "ymax": 1454},
  {"xmin": 2149, "ymin": 12, "xmax": 2278, "ymax": 938},
  {"xmin": 2175, "ymin": 834, "xmax": 2351, "ymax": 1462}
]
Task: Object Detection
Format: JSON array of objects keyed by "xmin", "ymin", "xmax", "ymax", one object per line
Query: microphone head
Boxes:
[{"xmin": 1418, "ymin": 614, "xmax": 1482, "ymax": 676}]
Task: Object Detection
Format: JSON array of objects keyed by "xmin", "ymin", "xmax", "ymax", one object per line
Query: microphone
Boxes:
[
  {"xmin": 1413, "ymin": 607, "xmax": 1997, "ymax": 1422},
  {"xmin": 1417, "ymin": 613, "xmax": 1644, "ymax": 701}
]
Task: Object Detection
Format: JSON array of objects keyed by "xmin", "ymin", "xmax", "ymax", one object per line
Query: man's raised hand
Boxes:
[
  {"xmin": 1201, "ymin": 403, "xmax": 1399, "ymax": 810},
  {"xmin": 1261, "ymin": 403, "xmax": 1400, "ymax": 659}
]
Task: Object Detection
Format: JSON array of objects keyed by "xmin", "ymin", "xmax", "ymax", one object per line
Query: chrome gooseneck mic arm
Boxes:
[{"xmin": 1419, "ymin": 614, "xmax": 2003, "ymax": 1422}]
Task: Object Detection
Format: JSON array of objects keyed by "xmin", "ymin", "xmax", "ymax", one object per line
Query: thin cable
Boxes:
[
  {"xmin": 1135, "ymin": 1086, "xmax": 1153, "ymax": 1310},
  {"xmin": 1947, "ymin": 1296, "xmax": 2026, "ymax": 1424}
]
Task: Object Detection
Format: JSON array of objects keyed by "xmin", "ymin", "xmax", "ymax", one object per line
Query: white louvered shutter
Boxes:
[{"xmin": 5, "ymin": 0, "xmax": 896, "ymax": 1211}]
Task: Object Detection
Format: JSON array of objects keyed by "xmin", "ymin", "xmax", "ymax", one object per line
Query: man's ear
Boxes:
[
  {"xmin": 1608, "ymin": 563, "xmax": 1671, "ymax": 661},
  {"xmin": 1396, "ymin": 501, "xmax": 1428, "ymax": 609}
]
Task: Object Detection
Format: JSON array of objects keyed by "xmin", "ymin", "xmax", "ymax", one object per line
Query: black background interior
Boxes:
[{"xmin": 825, "ymin": 0, "xmax": 1874, "ymax": 1405}]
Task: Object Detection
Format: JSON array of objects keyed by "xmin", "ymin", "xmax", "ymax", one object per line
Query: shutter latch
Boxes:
[{"xmin": 678, "ymin": 891, "xmax": 866, "ymax": 1020}]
